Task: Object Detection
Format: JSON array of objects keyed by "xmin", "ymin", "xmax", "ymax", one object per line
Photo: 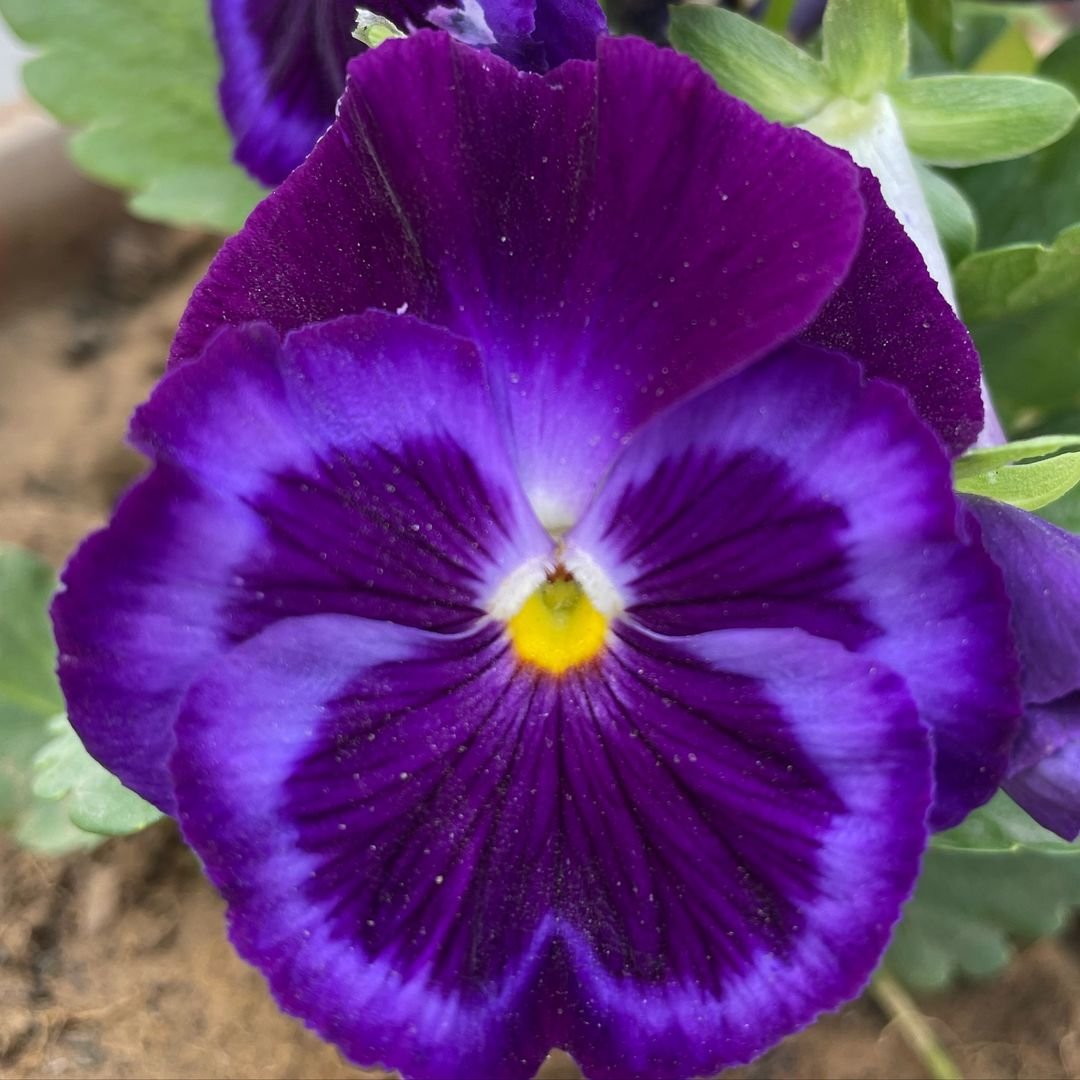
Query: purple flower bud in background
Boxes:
[{"xmin": 211, "ymin": 0, "xmax": 606, "ymax": 185}]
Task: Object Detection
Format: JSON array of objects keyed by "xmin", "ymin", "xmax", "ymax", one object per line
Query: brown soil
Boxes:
[{"xmin": 1, "ymin": 192, "xmax": 1079, "ymax": 1080}]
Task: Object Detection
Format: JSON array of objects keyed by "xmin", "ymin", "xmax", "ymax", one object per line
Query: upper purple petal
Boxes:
[
  {"xmin": 965, "ymin": 496, "xmax": 1080, "ymax": 838},
  {"xmin": 570, "ymin": 345, "xmax": 1019, "ymax": 829},
  {"xmin": 173, "ymin": 611, "xmax": 929, "ymax": 1079},
  {"xmin": 178, "ymin": 32, "xmax": 867, "ymax": 523},
  {"xmin": 801, "ymin": 169, "xmax": 984, "ymax": 456},
  {"xmin": 212, "ymin": 0, "xmax": 605, "ymax": 185},
  {"xmin": 52, "ymin": 312, "xmax": 549, "ymax": 811}
]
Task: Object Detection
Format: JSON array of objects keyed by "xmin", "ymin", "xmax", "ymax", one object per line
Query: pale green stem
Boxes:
[
  {"xmin": 870, "ymin": 969, "xmax": 963, "ymax": 1080},
  {"xmin": 802, "ymin": 93, "xmax": 1006, "ymax": 446}
]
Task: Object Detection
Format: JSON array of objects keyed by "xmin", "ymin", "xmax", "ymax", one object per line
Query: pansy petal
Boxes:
[
  {"xmin": 802, "ymin": 169, "xmax": 983, "ymax": 456},
  {"xmin": 559, "ymin": 624, "xmax": 929, "ymax": 1078},
  {"xmin": 174, "ymin": 617, "xmax": 556, "ymax": 1080},
  {"xmin": 570, "ymin": 344, "xmax": 1018, "ymax": 828},
  {"xmin": 531, "ymin": 0, "xmax": 605, "ymax": 68},
  {"xmin": 963, "ymin": 498, "xmax": 1080, "ymax": 838},
  {"xmin": 212, "ymin": 0, "xmax": 368, "ymax": 185},
  {"xmin": 1005, "ymin": 696, "xmax": 1080, "ymax": 841},
  {"xmin": 173, "ymin": 33, "xmax": 865, "ymax": 523},
  {"xmin": 965, "ymin": 496, "xmax": 1080, "ymax": 705},
  {"xmin": 53, "ymin": 313, "xmax": 548, "ymax": 811},
  {"xmin": 172, "ymin": 611, "xmax": 928, "ymax": 1080}
]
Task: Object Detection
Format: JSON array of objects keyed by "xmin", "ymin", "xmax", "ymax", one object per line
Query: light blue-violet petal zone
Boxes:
[
  {"xmin": 569, "ymin": 344, "xmax": 1019, "ymax": 829},
  {"xmin": 53, "ymin": 313, "xmax": 550, "ymax": 812}
]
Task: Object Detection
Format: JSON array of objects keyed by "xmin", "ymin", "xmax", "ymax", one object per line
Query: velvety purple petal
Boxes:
[
  {"xmin": 531, "ymin": 0, "xmax": 605, "ymax": 67},
  {"xmin": 172, "ymin": 611, "xmax": 929, "ymax": 1079},
  {"xmin": 53, "ymin": 313, "xmax": 548, "ymax": 811},
  {"xmin": 963, "ymin": 498, "xmax": 1080, "ymax": 839},
  {"xmin": 174, "ymin": 32, "xmax": 865, "ymax": 525},
  {"xmin": 966, "ymin": 497, "xmax": 1080, "ymax": 704},
  {"xmin": 561, "ymin": 624, "xmax": 929, "ymax": 1078},
  {"xmin": 1005, "ymin": 696, "xmax": 1080, "ymax": 840},
  {"xmin": 570, "ymin": 344, "xmax": 1019, "ymax": 829},
  {"xmin": 801, "ymin": 169, "xmax": 984, "ymax": 456},
  {"xmin": 1009, "ymin": 696, "xmax": 1080, "ymax": 774},
  {"xmin": 212, "ymin": 0, "xmax": 367, "ymax": 185}
]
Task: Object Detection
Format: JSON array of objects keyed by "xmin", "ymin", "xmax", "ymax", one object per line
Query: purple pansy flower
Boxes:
[
  {"xmin": 54, "ymin": 34, "xmax": 1020, "ymax": 1079},
  {"xmin": 966, "ymin": 497, "xmax": 1080, "ymax": 840},
  {"xmin": 212, "ymin": 0, "xmax": 605, "ymax": 184}
]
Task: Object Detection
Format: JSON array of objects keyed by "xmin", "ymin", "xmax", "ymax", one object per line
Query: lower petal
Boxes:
[
  {"xmin": 558, "ymin": 625, "xmax": 931, "ymax": 1078},
  {"xmin": 172, "ymin": 612, "xmax": 930, "ymax": 1079},
  {"xmin": 173, "ymin": 616, "xmax": 559, "ymax": 1080}
]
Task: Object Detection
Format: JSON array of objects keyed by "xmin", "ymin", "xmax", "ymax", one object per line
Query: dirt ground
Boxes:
[{"xmin": 3, "ymin": 178, "xmax": 1080, "ymax": 1080}]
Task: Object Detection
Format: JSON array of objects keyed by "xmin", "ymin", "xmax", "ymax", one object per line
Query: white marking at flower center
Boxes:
[
  {"xmin": 487, "ymin": 556, "xmax": 550, "ymax": 620},
  {"xmin": 561, "ymin": 544, "xmax": 623, "ymax": 619},
  {"xmin": 487, "ymin": 546, "xmax": 624, "ymax": 622}
]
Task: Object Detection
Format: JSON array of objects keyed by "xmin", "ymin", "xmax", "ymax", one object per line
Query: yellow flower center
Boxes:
[{"xmin": 507, "ymin": 573, "xmax": 608, "ymax": 675}]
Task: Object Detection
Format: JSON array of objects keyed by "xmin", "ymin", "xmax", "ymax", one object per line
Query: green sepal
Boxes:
[
  {"xmin": 957, "ymin": 223, "xmax": 1080, "ymax": 322},
  {"xmin": 933, "ymin": 791, "xmax": 1080, "ymax": 855},
  {"xmin": 892, "ymin": 73, "xmax": 1080, "ymax": 166},
  {"xmin": 886, "ymin": 847, "xmax": 1080, "ymax": 992},
  {"xmin": 822, "ymin": 0, "xmax": 908, "ymax": 100},
  {"xmin": 917, "ymin": 162, "xmax": 976, "ymax": 264},
  {"xmin": 954, "ymin": 436, "xmax": 1080, "ymax": 510},
  {"xmin": 669, "ymin": 6, "xmax": 830, "ymax": 125},
  {"xmin": 0, "ymin": 546, "xmax": 98, "ymax": 855},
  {"xmin": 32, "ymin": 715, "xmax": 163, "ymax": 837},
  {"xmin": 0, "ymin": 0, "xmax": 264, "ymax": 232}
]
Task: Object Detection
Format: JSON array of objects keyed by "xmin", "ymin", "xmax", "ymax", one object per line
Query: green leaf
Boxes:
[
  {"xmin": 957, "ymin": 223, "xmax": 1080, "ymax": 321},
  {"xmin": 823, "ymin": 0, "xmax": 908, "ymax": 99},
  {"xmin": 892, "ymin": 73, "xmax": 1079, "ymax": 166},
  {"xmin": 954, "ymin": 435, "xmax": 1080, "ymax": 510},
  {"xmin": 669, "ymin": 7, "xmax": 831, "ymax": 125},
  {"xmin": 954, "ymin": 450, "xmax": 1080, "ymax": 510},
  {"xmin": 0, "ymin": 546, "xmax": 97, "ymax": 855},
  {"xmin": 917, "ymin": 162, "xmax": 976, "ymax": 263},
  {"xmin": 886, "ymin": 848, "xmax": 1080, "ymax": 992},
  {"xmin": 32, "ymin": 715, "xmax": 163, "ymax": 836},
  {"xmin": 953, "ymin": 34, "xmax": 1080, "ymax": 247},
  {"xmin": 0, "ymin": 0, "xmax": 264, "ymax": 232},
  {"xmin": 954, "ymin": 434, "xmax": 1080, "ymax": 479},
  {"xmin": 933, "ymin": 791, "xmax": 1080, "ymax": 854},
  {"xmin": 908, "ymin": 0, "xmax": 954, "ymax": 63},
  {"xmin": 960, "ymin": 224, "xmax": 1080, "ymax": 427}
]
